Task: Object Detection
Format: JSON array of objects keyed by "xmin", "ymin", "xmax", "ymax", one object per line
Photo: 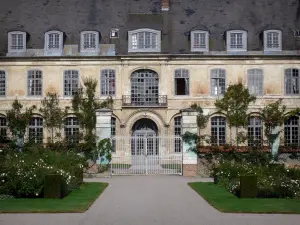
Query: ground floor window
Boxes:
[
  {"xmin": 284, "ymin": 116, "xmax": 299, "ymax": 146},
  {"xmin": 248, "ymin": 117, "xmax": 262, "ymax": 146},
  {"xmin": 28, "ymin": 117, "xmax": 43, "ymax": 143},
  {"xmin": 0, "ymin": 117, "xmax": 7, "ymax": 141},
  {"xmin": 174, "ymin": 116, "xmax": 182, "ymax": 152},
  {"xmin": 64, "ymin": 116, "xmax": 80, "ymax": 143},
  {"xmin": 211, "ymin": 116, "xmax": 226, "ymax": 145}
]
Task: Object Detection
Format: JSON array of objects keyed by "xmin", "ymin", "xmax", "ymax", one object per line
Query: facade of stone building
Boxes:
[{"xmin": 1, "ymin": 0, "xmax": 300, "ymax": 175}]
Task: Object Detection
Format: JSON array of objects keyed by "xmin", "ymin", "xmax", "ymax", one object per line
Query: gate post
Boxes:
[
  {"xmin": 96, "ymin": 108, "xmax": 113, "ymax": 164},
  {"xmin": 181, "ymin": 108, "xmax": 198, "ymax": 176}
]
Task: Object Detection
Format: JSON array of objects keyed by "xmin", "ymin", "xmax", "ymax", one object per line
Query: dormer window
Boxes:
[
  {"xmin": 191, "ymin": 30, "xmax": 209, "ymax": 52},
  {"xmin": 44, "ymin": 30, "xmax": 63, "ymax": 56},
  {"xmin": 80, "ymin": 31, "xmax": 99, "ymax": 53},
  {"xmin": 264, "ymin": 30, "xmax": 282, "ymax": 51},
  {"xmin": 128, "ymin": 29, "xmax": 161, "ymax": 53},
  {"xmin": 8, "ymin": 31, "xmax": 26, "ymax": 53},
  {"xmin": 226, "ymin": 30, "xmax": 247, "ymax": 51}
]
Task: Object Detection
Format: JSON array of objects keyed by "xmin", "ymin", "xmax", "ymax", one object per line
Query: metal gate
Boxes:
[{"xmin": 111, "ymin": 136, "xmax": 183, "ymax": 175}]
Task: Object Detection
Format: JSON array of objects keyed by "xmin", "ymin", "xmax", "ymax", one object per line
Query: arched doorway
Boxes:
[
  {"xmin": 131, "ymin": 118, "xmax": 158, "ymax": 156},
  {"xmin": 131, "ymin": 69, "xmax": 159, "ymax": 105}
]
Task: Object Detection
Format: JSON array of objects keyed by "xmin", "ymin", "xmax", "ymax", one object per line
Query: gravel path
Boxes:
[{"xmin": 1, "ymin": 176, "xmax": 300, "ymax": 225}]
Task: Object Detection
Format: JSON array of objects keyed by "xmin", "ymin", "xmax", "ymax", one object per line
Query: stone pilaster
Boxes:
[
  {"xmin": 96, "ymin": 108, "xmax": 113, "ymax": 164},
  {"xmin": 181, "ymin": 108, "xmax": 198, "ymax": 176}
]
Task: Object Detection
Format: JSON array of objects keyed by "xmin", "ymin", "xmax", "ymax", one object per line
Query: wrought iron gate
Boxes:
[{"xmin": 111, "ymin": 136, "xmax": 183, "ymax": 175}]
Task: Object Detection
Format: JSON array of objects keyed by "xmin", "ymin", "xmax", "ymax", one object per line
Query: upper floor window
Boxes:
[
  {"xmin": 101, "ymin": 69, "xmax": 116, "ymax": 96},
  {"xmin": 128, "ymin": 29, "xmax": 161, "ymax": 52},
  {"xmin": 211, "ymin": 69, "xmax": 226, "ymax": 96},
  {"xmin": 211, "ymin": 116, "xmax": 226, "ymax": 145},
  {"xmin": 64, "ymin": 116, "xmax": 80, "ymax": 143},
  {"xmin": 0, "ymin": 71, "xmax": 6, "ymax": 96},
  {"xmin": 0, "ymin": 116, "xmax": 7, "ymax": 140},
  {"xmin": 285, "ymin": 69, "xmax": 299, "ymax": 95},
  {"xmin": 191, "ymin": 30, "xmax": 209, "ymax": 52},
  {"xmin": 174, "ymin": 116, "xmax": 182, "ymax": 153},
  {"xmin": 284, "ymin": 116, "xmax": 299, "ymax": 146},
  {"xmin": 111, "ymin": 117, "xmax": 116, "ymax": 153},
  {"xmin": 64, "ymin": 70, "xmax": 79, "ymax": 96},
  {"xmin": 80, "ymin": 31, "xmax": 99, "ymax": 53},
  {"xmin": 248, "ymin": 117, "xmax": 262, "ymax": 146},
  {"xmin": 264, "ymin": 30, "xmax": 282, "ymax": 51},
  {"xmin": 226, "ymin": 30, "xmax": 247, "ymax": 51},
  {"xmin": 44, "ymin": 30, "xmax": 63, "ymax": 56},
  {"xmin": 28, "ymin": 70, "xmax": 43, "ymax": 96},
  {"xmin": 174, "ymin": 69, "xmax": 189, "ymax": 95},
  {"xmin": 247, "ymin": 69, "xmax": 264, "ymax": 96},
  {"xmin": 8, "ymin": 31, "xmax": 26, "ymax": 53},
  {"xmin": 28, "ymin": 117, "xmax": 43, "ymax": 143}
]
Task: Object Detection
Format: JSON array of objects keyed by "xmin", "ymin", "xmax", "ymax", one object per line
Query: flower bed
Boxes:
[
  {"xmin": 214, "ymin": 161, "xmax": 300, "ymax": 199},
  {"xmin": 0, "ymin": 147, "xmax": 86, "ymax": 198}
]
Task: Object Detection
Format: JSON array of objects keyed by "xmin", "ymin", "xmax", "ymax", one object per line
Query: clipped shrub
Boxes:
[
  {"xmin": 44, "ymin": 174, "xmax": 68, "ymax": 198},
  {"xmin": 240, "ymin": 176, "xmax": 257, "ymax": 198}
]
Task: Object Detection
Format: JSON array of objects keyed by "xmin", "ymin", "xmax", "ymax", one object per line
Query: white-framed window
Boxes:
[
  {"xmin": 191, "ymin": 30, "xmax": 209, "ymax": 52},
  {"xmin": 174, "ymin": 116, "xmax": 182, "ymax": 153},
  {"xmin": 284, "ymin": 116, "xmax": 300, "ymax": 146},
  {"xmin": 44, "ymin": 30, "xmax": 63, "ymax": 56},
  {"xmin": 0, "ymin": 116, "xmax": 7, "ymax": 140},
  {"xmin": 264, "ymin": 30, "xmax": 282, "ymax": 51},
  {"xmin": 80, "ymin": 31, "xmax": 99, "ymax": 53},
  {"xmin": 0, "ymin": 71, "xmax": 6, "ymax": 96},
  {"xmin": 226, "ymin": 30, "xmax": 247, "ymax": 51},
  {"xmin": 285, "ymin": 68, "xmax": 300, "ymax": 95},
  {"xmin": 211, "ymin": 69, "xmax": 226, "ymax": 96},
  {"xmin": 211, "ymin": 116, "xmax": 226, "ymax": 145},
  {"xmin": 174, "ymin": 69, "xmax": 189, "ymax": 95},
  {"xmin": 28, "ymin": 117, "xmax": 43, "ymax": 143},
  {"xmin": 101, "ymin": 69, "xmax": 116, "ymax": 96},
  {"xmin": 248, "ymin": 117, "xmax": 262, "ymax": 146},
  {"xmin": 27, "ymin": 70, "xmax": 43, "ymax": 96},
  {"xmin": 128, "ymin": 29, "xmax": 161, "ymax": 52},
  {"xmin": 8, "ymin": 31, "xmax": 26, "ymax": 53},
  {"xmin": 64, "ymin": 116, "xmax": 80, "ymax": 143},
  {"xmin": 247, "ymin": 69, "xmax": 264, "ymax": 96},
  {"xmin": 64, "ymin": 70, "xmax": 79, "ymax": 96}
]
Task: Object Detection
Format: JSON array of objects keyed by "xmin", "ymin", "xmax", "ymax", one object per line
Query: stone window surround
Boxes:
[{"xmin": 128, "ymin": 28, "xmax": 161, "ymax": 53}]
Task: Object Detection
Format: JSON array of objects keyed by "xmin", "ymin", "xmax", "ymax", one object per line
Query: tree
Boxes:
[
  {"xmin": 39, "ymin": 92, "xmax": 69, "ymax": 143},
  {"xmin": 6, "ymin": 99, "xmax": 36, "ymax": 151},
  {"xmin": 72, "ymin": 77, "xmax": 113, "ymax": 158},
  {"xmin": 214, "ymin": 83, "xmax": 256, "ymax": 145}
]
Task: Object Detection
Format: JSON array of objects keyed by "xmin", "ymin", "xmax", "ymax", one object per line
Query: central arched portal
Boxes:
[{"xmin": 131, "ymin": 118, "xmax": 158, "ymax": 156}]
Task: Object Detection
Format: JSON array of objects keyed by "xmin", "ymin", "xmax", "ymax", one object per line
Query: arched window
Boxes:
[
  {"xmin": 247, "ymin": 69, "xmax": 264, "ymax": 96},
  {"xmin": 174, "ymin": 69, "xmax": 189, "ymax": 95},
  {"xmin": 128, "ymin": 29, "xmax": 161, "ymax": 52},
  {"xmin": 64, "ymin": 70, "xmax": 79, "ymax": 96},
  {"xmin": 64, "ymin": 116, "xmax": 80, "ymax": 143},
  {"xmin": 28, "ymin": 70, "xmax": 43, "ymax": 96},
  {"xmin": 248, "ymin": 117, "xmax": 262, "ymax": 146},
  {"xmin": 131, "ymin": 69, "xmax": 159, "ymax": 105},
  {"xmin": 211, "ymin": 116, "xmax": 226, "ymax": 145},
  {"xmin": 111, "ymin": 117, "xmax": 116, "ymax": 153},
  {"xmin": 174, "ymin": 116, "xmax": 182, "ymax": 153},
  {"xmin": 101, "ymin": 69, "xmax": 116, "ymax": 96},
  {"xmin": 28, "ymin": 117, "xmax": 43, "ymax": 143},
  {"xmin": 211, "ymin": 69, "xmax": 226, "ymax": 96},
  {"xmin": 0, "ymin": 116, "xmax": 7, "ymax": 140},
  {"xmin": 285, "ymin": 69, "xmax": 299, "ymax": 95},
  {"xmin": 284, "ymin": 116, "xmax": 300, "ymax": 146}
]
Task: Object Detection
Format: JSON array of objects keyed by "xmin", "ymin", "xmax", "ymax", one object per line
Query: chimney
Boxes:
[{"xmin": 161, "ymin": 0, "xmax": 169, "ymax": 11}]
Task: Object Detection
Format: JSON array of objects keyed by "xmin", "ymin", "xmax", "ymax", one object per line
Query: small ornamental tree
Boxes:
[
  {"xmin": 215, "ymin": 83, "xmax": 256, "ymax": 145},
  {"xmin": 72, "ymin": 77, "xmax": 113, "ymax": 159},
  {"xmin": 39, "ymin": 92, "xmax": 69, "ymax": 143},
  {"xmin": 6, "ymin": 99, "xmax": 36, "ymax": 151}
]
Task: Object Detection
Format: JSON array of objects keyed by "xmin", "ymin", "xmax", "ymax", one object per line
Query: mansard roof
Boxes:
[{"xmin": 0, "ymin": 0, "xmax": 300, "ymax": 56}]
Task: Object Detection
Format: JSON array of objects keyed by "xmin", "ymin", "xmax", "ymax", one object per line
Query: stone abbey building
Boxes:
[{"xmin": 1, "ymin": 0, "xmax": 300, "ymax": 175}]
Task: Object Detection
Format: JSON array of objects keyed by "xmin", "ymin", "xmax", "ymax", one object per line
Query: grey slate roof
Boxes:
[{"xmin": 0, "ymin": 0, "xmax": 300, "ymax": 56}]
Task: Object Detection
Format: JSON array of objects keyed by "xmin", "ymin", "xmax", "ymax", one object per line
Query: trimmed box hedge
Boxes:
[
  {"xmin": 44, "ymin": 174, "xmax": 68, "ymax": 199},
  {"xmin": 240, "ymin": 176, "xmax": 257, "ymax": 198}
]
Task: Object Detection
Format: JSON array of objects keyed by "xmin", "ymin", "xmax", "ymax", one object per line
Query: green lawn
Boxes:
[
  {"xmin": 0, "ymin": 182, "xmax": 108, "ymax": 213},
  {"xmin": 189, "ymin": 182, "xmax": 300, "ymax": 214}
]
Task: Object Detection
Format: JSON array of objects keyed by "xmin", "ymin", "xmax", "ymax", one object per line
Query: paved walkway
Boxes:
[{"xmin": 1, "ymin": 176, "xmax": 300, "ymax": 225}]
